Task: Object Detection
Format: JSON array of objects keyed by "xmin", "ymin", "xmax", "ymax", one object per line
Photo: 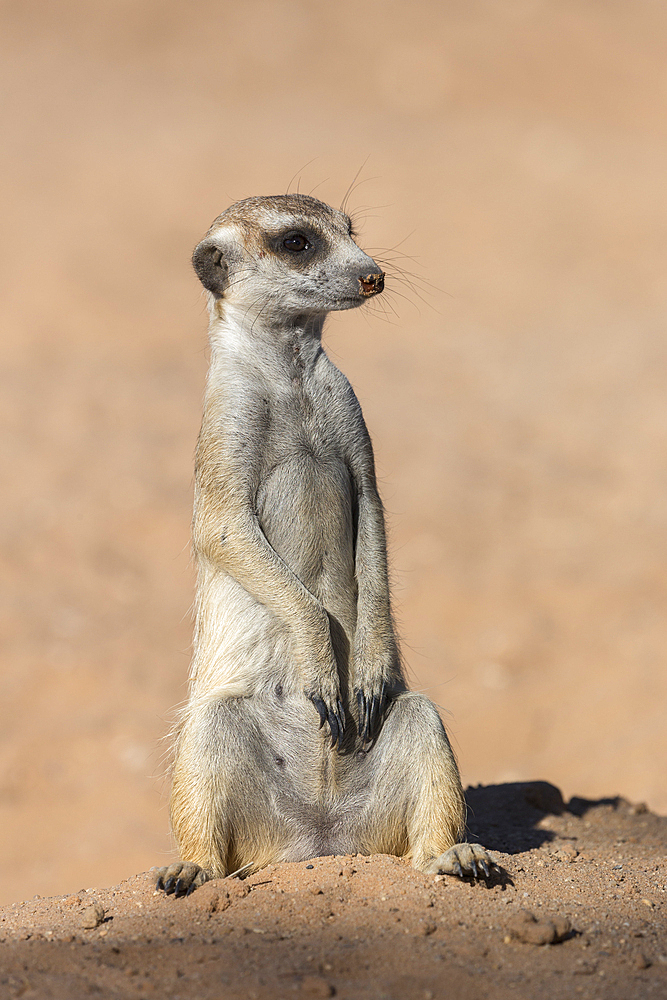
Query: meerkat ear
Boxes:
[{"xmin": 192, "ymin": 238, "xmax": 229, "ymax": 297}]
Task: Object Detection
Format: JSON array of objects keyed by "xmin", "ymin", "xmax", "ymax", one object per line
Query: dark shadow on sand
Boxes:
[{"xmin": 464, "ymin": 780, "xmax": 603, "ymax": 854}]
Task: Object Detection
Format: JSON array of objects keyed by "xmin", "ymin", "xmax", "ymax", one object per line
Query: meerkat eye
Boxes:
[{"xmin": 282, "ymin": 232, "xmax": 311, "ymax": 252}]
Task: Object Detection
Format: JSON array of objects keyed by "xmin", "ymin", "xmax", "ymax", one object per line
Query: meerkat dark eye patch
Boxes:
[{"xmin": 282, "ymin": 232, "xmax": 311, "ymax": 252}]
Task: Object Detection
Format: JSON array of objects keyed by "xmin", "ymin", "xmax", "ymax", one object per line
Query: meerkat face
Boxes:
[{"xmin": 192, "ymin": 194, "xmax": 384, "ymax": 320}]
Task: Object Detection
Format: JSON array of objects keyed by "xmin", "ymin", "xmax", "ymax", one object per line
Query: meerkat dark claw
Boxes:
[
  {"xmin": 355, "ymin": 683, "xmax": 387, "ymax": 745},
  {"xmin": 362, "ymin": 705, "xmax": 369, "ymax": 742},
  {"xmin": 311, "ymin": 694, "xmax": 328, "ymax": 730},
  {"xmin": 362, "ymin": 694, "xmax": 370, "ymax": 738},
  {"xmin": 328, "ymin": 712, "xmax": 339, "ymax": 749},
  {"xmin": 355, "ymin": 688, "xmax": 370, "ymax": 743},
  {"xmin": 337, "ymin": 699, "xmax": 346, "ymax": 731},
  {"xmin": 366, "ymin": 700, "xmax": 374, "ymax": 740},
  {"xmin": 425, "ymin": 843, "xmax": 496, "ymax": 880},
  {"xmin": 308, "ymin": 693, "xmax": 344, "ymax": 748},
  {"xmin": 370, "ymin": 682, "xmax": 386, "ymax": 741},
  {"xmin": 366, "ymin": 700, "xmax": 376, "ymax": 741},
  {"xmin": 155, "ymin": 862, "xmax": 209, "ymax": 896},
  {"xmin": 336, "ymin": 707, "xmax": 346, "ymax": 749}
]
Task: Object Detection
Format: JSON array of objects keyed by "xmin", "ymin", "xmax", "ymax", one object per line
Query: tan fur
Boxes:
[{"xmin": 156, "ymin": 195, "xmax": 491, "ymax": 897}]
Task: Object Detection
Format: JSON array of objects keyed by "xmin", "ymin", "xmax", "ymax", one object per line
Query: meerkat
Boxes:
[{"xmin": 155, "ymin": 194, "xmax": 493, "ymax": 896}]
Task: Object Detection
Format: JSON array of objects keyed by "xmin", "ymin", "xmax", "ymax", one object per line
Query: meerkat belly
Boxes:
[
  {"xmin": 256, "ymin": 450, "xmax": 357, "ymax": 627},
  {"xmin": 244, "ymin": 691, "xmax": 374, "ymax": 858}
]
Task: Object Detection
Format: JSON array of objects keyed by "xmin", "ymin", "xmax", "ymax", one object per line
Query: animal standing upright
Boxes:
[{"xmin": 156, "ymin": 194, "xmax": 492, "ymax": 896}]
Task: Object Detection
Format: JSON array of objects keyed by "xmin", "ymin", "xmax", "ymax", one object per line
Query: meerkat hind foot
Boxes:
[
  {"xmin": 155, "ymin": 861, "xmax": 210, "ymax": 897},
  {"xmin": 424, "ymin": 842, "xmax": 494, "ymax": 880}
]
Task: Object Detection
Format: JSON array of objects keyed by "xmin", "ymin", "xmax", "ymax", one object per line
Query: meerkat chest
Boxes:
[
  {"xmin": 253, "ymin": 369, "xmax": 358, "ymax": 595},
  {"xmin": 257, "ymin": 384, "xmax": 354, "ymax": 531},
  {"xmin": 264, "ymin": 363, "xmax": 351, "ymax": 466}
]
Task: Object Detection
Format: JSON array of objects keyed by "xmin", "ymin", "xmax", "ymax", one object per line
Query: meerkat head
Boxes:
[{"xmin": 192, "ymin": 194, "xmax": 384, "ymax": 321}]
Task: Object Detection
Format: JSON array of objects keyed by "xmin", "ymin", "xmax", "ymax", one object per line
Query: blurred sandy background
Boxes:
[{"xmin": 1, "ymin": 0, "xmax": 667, "ymax": 905}]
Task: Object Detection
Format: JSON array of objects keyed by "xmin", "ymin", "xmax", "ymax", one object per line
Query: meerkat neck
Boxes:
[{"xmin": 207, "ymin": 300, "xmax": 326, "ymax": 362}]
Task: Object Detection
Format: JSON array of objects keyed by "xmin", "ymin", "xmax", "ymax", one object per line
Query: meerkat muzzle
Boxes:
[{"xmin": 359, "ymin": 272, "xmax": 385, "ymax": 297}]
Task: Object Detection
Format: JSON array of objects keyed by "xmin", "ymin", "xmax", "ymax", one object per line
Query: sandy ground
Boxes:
[
  {"xmin": 0, "ymin": 784, "xmax": 665, "ymax": 999},
  {"xmin": 1, "ymin": 0, "xmax": 667, "ymax": 970}
]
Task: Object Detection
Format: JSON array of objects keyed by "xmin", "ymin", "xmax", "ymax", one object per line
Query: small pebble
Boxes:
[
  {"xmin": 554, "ymin": 846, "xmax": 578, "ymax": 863},
  {"xmin": 79, "ymin": 903, "xmax": 105, "ymax": 930},
  {"xmin": 506, "ymin": 909, "xmax": 571, "ymax": 946}
]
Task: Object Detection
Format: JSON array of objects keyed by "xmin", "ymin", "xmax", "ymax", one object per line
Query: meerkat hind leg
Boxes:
[{"xmin": 367, "ymin": 692, "xmax": 495, "ymax": 880}]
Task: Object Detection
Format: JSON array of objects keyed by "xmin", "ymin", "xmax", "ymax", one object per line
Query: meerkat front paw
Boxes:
[
  {"xmin": 304, "ymin": 680, "xmax": 345, "ymax": 750},
  {"xmin": 155, "ymin": 861, "xmax": 210, "ymax": 897},
  {"xmin": 351, "ymin": 631, "xmax": 399, "ymax": 745},
  {"xmin": 354, "ymin": 680, "xmax": 389, "ymax": 744},
  {"xmin": 307, "ymin": 687, "xmax": 346, "ymax": 750},
  {"xmin": 425, "ymin": 843, "xmax": 496, "ymax": 879}
]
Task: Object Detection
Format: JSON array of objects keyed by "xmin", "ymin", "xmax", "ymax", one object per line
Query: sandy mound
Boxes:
[{"xmin": 1, "ymin": 782, "xmax": 665, "ymax": 999}]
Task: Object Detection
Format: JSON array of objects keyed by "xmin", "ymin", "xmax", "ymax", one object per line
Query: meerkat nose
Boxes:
[{"xmin": 359, "ymin": 272, "xmax": 385, "ymax": 297}]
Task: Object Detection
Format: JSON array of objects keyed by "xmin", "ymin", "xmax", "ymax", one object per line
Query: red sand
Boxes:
[{"xmin": 0, "ymin": 785, "xmax": 665, "ymax": 999}]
